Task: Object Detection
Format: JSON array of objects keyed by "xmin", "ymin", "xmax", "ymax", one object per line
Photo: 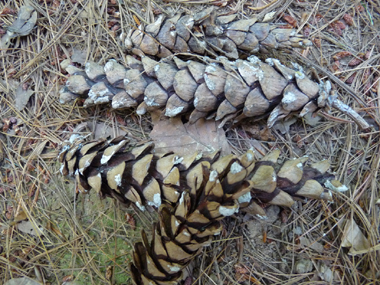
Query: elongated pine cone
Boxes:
[
  {"xmin": 59, "ymin": 135, "xmax": 343, "ymax": 209},
  {"xmin": 59, "ymin": 135, "xmax": 347, "ymax": 284},
  {"xmin": 60, "ymin": 55, "xmax": 336, "ymax": 127},
  {"xmin": 124, "ymin": 8, "xmax": 312, "ymax": 59}
]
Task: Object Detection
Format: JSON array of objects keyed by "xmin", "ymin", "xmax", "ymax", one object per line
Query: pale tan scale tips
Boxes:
[
  {"xmin": 187, "ymin": 210, "xmax": 210, "ymax": 224},
  {"xmin": 243, "ymin": 201, "xmax": 267, "ymax": 218},
  {"xmin": 106, "ymin": 162, "xmax": 126, "ymax": 192},
  {"xmin": 173, "ymin": 56, "xmax": 187, "ymax": 69},
  {"xmin": 204, "ymin": 170, "xmax": 218, "ymax": 196},
  {"xmin": 145, "ymin": 254, "xmax": 166, "ymax": 278},
  {"xmin": 260, "ymin": 149, "xmax": 280, "ymax": 163},
  {"xmin": 67, "ymin": 157, "xmax": 77, "ymax": 176},
  {"xmin": 320, "ymin": 191, "xmax": 333, "ymax": 201},
  {"xmin": 324, "ymin": 179, "xmax": 348, "ymax": 192},
  {"xmin": 266, "ymin": 58, "xmax": 295, "ymax": 81},
  {"xmin": 78, "ymin": 152, "xmax": 97, "ymax": 175},
  {"xmin": 75, "ymin": 173, "xmax": 87, "ymax": 193},
  {"xmin": 156, "ymin": 154, "xmax": 182, "ymax": 178},
  {"xmin": 141, "ymin": 56, "xmax": 159, "ymax": 77},
  {"xmin": 155, "ymin": 62, "xmax": 178, "ymax": 90},
  {"xmin": 185, "ymin": 238, "xmax": 204, "ymax": 252},
  {"xmin": 195, "ymin": 223, "xmax": 222, "ymax": 239},
  {"xmin": 218, "ymin": 202, "xmax": 239, "ymax": 217},
  {"xmin": 310, "ymin": 160, "xmax": 330, "ymax": 174},
  {"xmin": 153, "ymin": 229, "xmax": 168, "ymax": 257},
  {"xmin": 66, "ymin": 75, "xmax": 90, "ymax": 95},
  {"xmin": 250, "ymin": 165, "xmax": 277, "ymax": 193},
  {"xmin": 257, "ymin": 62, "xmax": 288, "ymax": 100},
  {"xmin": 173, "ymin": 69, "xmax": 198, "ymax": 102},
  {"xmin": 157, "ymin": 259, "xmax": 183, "ymax": 275},
  {"xmin": 155, "ymin": 279, "xmax": 180, "ymax": 285},
  {"xmin": 87, "ymin": 173, "xmax": 102, "ymax": 194},
  {"xmin": 187, "ymin": 226, "xmax": 198, "ymax": 235},
  {"xmin": 278, "ymin": 158, "xmax": 308, "ymax": 184},
  {"xmin": 65, "ymin": 144, "xmax": 81, "ymax": 161},
  {"xmin": 297, "ymin": 179, "xmax": 324, "ymax": 199},
  {"xmin": 136, "ymin": 101, "xmax": 148, "ymax": 115},
  {"xmin": 170, "ymin": 215, "xmax": 180, "ymax": 236},
  {"xmin": 205, "ymin": 149, "xmax": 221, "ymax": 161},
  {"xmin": 187, "ymin": 61, "xmax": 206, "ymax": 83},
  {"xmin": 175, "ymin": 192, "xmax": 190, "ymax": 218},
  {"xmin": 174, "ymin": 228, "xmax": 192, "ymax": 244},
  {"xmin": 79, "ymin": 139, "xmax": 106, "ymax": 156},
  {"xmin": 85, "ymin": 61, "xmax": 105, "ymax": 81},
  {"xmin": 183, "ymin": 239, "xmax": 209, "ymax": 252},
  {"xmin": 204, "ymin": 64, "xmax": 227, "ymax": 96},
  {"xmin": 58, "ymin": 146, "xmax": 70, "ymax": 164},
  {"xmin": 161, "ymin": 185, "xmax": 180, "ymax": 203},
  {"xmin": 100, "ymin": 139, "xmax": 128, "ymax": 164},
  {"xmin": 178, "ymin": 152, "xmax": 199, "ymax": 170},
  {"xmin": 130, "ymin": 142, "xmax": 154, "ymax": 157},
  {"xmin": 132, "ymin": 154, "xmax": 153, "ymax": 185},
  {"xmin": 269, "ymin": 190, "xmax": 294, "ymax": 207},
  {"xmin": 186, "ymin": 161, "xmax": 210, "ymax": 193},
  {"xmin": 211, "ymin": 154, "xmax": 235, "ymax": 174},
  {"xmin": 163, "ymin": 167, "xmax": 180, "ymax": 186},
  {"xmin": 208, "ymin": 177, "xmax": 224, "ymax": 198},
  {"xmin": 206, "ymin": 201, "xmax": 223, "ymax": 219},
  {"xmin": 245, "ymin": 162, "xmax": 256, "ymax": 178},
  {"xmin": 227, "ymin": 161, "xmax": 247, "ymax": 184},
  {"xmin": 231, "ymin": 182, "xmax": 253, "ymax": 201},
  {"xmin": 239, "ymin": 149, "xmax": 255, "ymax": 168},
  {"xmin": 164, "ymin": 241, "xmax": 193, "ymax": 261},
  {"xmin": 143, "ymin": 178, "xmax": 162, "ymax": 208},
  {"xmin": 104, "ymin": 60, "xmax": 127, "ymax": 85},
  {"xmin": 125, "ymin": 187, "xmax": 145, "ymax": 211},
  {"xmin": 295, "ymin": 71, "xmax": 320, "ymax": 98}
]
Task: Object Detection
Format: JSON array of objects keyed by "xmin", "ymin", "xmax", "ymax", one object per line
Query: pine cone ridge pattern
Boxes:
[
  {"xmin": 123, "ymin": 9, "xmax": 312, "ymax": 59},
  {"xmin": 59, "ymin": 136, "xmax": 346, "ymax": 284},
  {"xmin": 60, "ymin": 55, "xmax": 331, "ymax": 128}
]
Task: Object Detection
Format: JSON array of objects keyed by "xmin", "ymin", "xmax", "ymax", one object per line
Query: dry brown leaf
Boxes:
[
  {"xmin": 273, "ymin": 117, "xmax": 297, "ymax": 134},
  {"xmin": 16, "ymin": 220, "xmax": 44, "ymax": 236},
  {"xmin": 71, "ymin": 49, "xmax": 87, "ymax": 65},
  {"xmin": 149, "ymin": 110, "xmax": 231, "ymax": 156},
  {"xmin": 341, "ymin": 219, "xmax": 371, "ymax": 254},
  {"xmin": 88, "ymin": 122, "xmax": 127, "ymax": 140},
  {"xmin": 15, "ymin": 84, "xmax": 34, "ymax": 111},
  {"xmin": 4, "ymin": 278, "xmax": 41, "ymax": 285},
  {"xmin": 299, "ymin": 236, "xmax": 324, "ymax": 253}
]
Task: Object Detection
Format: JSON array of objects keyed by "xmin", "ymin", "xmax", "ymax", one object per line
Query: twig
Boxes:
[{"xmin": 330, "ymin": 97, "xmax": 370, "ymax": 130}]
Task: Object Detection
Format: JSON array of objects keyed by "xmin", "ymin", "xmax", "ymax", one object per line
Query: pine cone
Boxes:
[
  {"xmin": 59, "ymin": 135, "xmax": 342, "ymax": 212},
  {"xmin": 60, "ymin": 55, "xmax": 338, "ymax": 128},
  {"xmin": 123, "ymin": 8, "xmax": 312, "ymax": 59},
  {"xmin": 59, "ymin": 135, "xmax": 346, "ymax": 284}
]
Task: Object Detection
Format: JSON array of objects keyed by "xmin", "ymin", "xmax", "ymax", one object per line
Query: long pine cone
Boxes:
[
  {"xmin": 124, "ymin": 8, "xmax": 312, "ymax": 59},
  {"xmin": 59, "ymin": 136, "xmax": 346, "ymax": 284},
  {"xmin": 59, "ymin": 136, "xmax": 341, "ymax": 211},
  {"xmin": 60, "ymin": 55, "xmax": 333, "ymax": 127}
]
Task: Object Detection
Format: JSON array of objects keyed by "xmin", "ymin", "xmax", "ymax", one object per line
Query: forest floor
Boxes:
[{"xmin": 0, "ymin": 0, "xmax": 379, "ymax": 284}]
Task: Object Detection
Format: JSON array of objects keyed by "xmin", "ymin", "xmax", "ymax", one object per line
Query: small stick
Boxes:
[{"xmin": 330, "ymin": 97, "xmax": 371, "ymax": 130}]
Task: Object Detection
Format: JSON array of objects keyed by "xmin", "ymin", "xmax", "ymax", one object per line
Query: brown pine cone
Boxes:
[
  {"xmin": 123, "ymin": 8, "xmax": 312, "ymax": 59},
  {"xmin": 60, "ymin": 55, "xmax": 340, "ymax": 128},
  {"xmin": 59, "ymin": 135, "xmax": 342, "ymax": 212},
  {"xmin": 59, "ymin": 135, "xmax": 346, "ymax": 284}
]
